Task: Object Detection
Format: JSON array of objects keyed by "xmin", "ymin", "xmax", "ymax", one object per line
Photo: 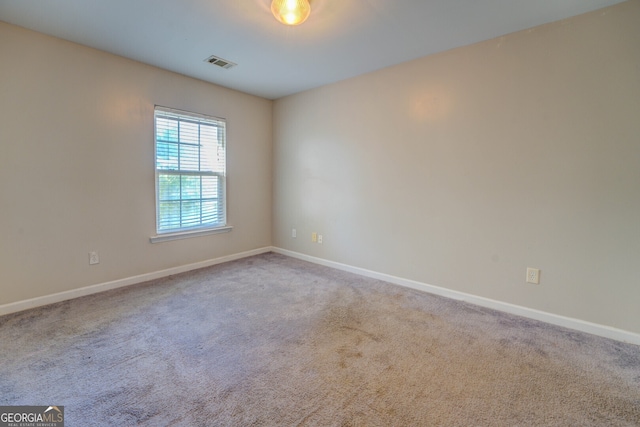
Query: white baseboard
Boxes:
[
  {"xmin": 0, "ymin": 247, "xmax": 272, "ymax": 317},
  {"xmin": 4, "ymin": 245, "xmax": 639, "ymax": 346},
  {"xmin": 272, "ymin": 247, "xmax": 640, "ymax": 346}
]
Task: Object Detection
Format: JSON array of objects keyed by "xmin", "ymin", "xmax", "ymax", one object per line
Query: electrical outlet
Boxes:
[
  {"xmin": 89, "ymin": 251, "xmax": 100, "ymax": 265},
  {"xmin": 526, "ymin": 267, "xmax": 540, "ymax": 284},
  {"xmin": 311, "ymin": 232, "xmax": 317, "ymax": 242},
  {"xmin": 292, "ymin": 228, "xmax": 297, "ymax": 238},
  {"xmin": 318, "ymin": 234, "xmax": 323, "ymax": 244}
]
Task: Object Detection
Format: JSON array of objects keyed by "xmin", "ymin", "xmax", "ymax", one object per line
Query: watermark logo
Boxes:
[{"xmin": 0, "ymin": 406, "xmax": 64, "ymax": 427}]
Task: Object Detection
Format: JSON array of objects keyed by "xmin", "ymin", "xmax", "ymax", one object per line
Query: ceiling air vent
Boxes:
[{"xmin": 204, "ymin": 55, "xmax": 237, "ymax": 69}]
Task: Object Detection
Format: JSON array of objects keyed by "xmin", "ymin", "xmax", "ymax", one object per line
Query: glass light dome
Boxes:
[{"xmin": 271, "ymin": 0, "xmax": 311, "ymax": 26}]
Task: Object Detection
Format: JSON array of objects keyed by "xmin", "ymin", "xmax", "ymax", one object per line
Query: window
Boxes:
[{"xmin": 153, "ymin": 106, "xmax": 228, "ymax": 240}]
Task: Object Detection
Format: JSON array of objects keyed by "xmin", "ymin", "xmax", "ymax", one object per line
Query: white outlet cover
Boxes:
[{"xmin": 526, "ymin": 267, "xmax": 540, "ymax": 284}]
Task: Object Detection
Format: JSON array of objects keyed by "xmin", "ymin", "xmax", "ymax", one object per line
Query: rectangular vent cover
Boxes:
[{"xmin": 204, "ymin": 55, "xmax": 237, "ymax": 69}]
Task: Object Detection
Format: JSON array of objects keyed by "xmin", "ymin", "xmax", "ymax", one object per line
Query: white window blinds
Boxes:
[{"xmin": 154, "ymin": 106, "xmax": 226, "ymax": 234}]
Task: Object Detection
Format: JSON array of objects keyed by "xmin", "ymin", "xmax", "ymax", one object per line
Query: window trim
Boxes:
[
  {"xmin": 149, "ymin": 225, "xmax": 232, "ymax": 243},
  {"xmin": 150, "ymin": 106, "xmax": 229, "ymax": 243}
]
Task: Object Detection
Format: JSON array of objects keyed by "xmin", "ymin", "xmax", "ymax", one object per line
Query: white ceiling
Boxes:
[{"xmin": 0, "ymin": 0, "xmax": 627, "ymax": 99}]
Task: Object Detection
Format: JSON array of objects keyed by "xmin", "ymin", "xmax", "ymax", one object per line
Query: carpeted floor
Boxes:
[{"xmin": 1, "ymin": 252, "xmax": 639, "ymax": 426}]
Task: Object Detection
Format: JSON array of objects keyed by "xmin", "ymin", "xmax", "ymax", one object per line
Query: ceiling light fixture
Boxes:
[{"xmin": 271, "ymin": 0, "xmax": 311, "ymax": 26}]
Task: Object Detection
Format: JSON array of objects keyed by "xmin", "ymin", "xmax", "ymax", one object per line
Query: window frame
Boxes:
[{"xmin": 150, "ymin": 106, "xmax": 232, "ymax": 243}]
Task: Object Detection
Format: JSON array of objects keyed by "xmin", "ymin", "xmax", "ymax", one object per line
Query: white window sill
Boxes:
[{"xmin": 150, "ymin": 225, "xmax": 233, "ymax": 243}]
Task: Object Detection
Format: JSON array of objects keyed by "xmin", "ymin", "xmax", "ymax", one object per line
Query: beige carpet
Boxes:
[{"xmin": 1, "ymin": 253, "xmax": 639, "ymax": 426}]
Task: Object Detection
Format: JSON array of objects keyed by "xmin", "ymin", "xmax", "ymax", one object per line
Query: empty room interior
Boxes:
[{"xmin": 1, "ymin": 0, "xmax": 639, "ymax": 425}]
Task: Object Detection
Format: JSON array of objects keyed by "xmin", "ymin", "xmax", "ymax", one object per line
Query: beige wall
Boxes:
[
  {"xmin": 2, "ymin": 1, "xmax": 639, "ymax": 335},
  {"xmin": 273, "ymin": 1, "xmax": 640, "ymax": 333},
  {"xmin": 0, "ymin": 22, "xmax": 272, "ymax": 305}
]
